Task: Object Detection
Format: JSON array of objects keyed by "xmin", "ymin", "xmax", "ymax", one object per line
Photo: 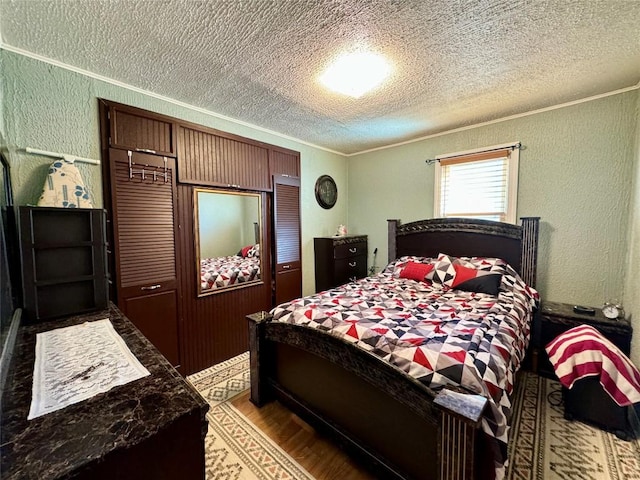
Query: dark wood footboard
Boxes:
[{"xmin": 248, "ymin": 312, "xmax": 490, "ymax": 480}]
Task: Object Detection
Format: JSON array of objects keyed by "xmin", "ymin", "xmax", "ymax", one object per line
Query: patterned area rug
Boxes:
[
  {"xmin": 189, "ymin": 354, "xmax": 640, "ymax": 480},
  {"xmin": 508, "ymin": 371, "xmax": 640, "ymax": 480},
  {"xmin": 187, "ymin": 353, "xmax": 314, "ymax": 480}
]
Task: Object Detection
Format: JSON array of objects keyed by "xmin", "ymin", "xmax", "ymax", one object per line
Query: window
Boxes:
[{"xmin": 434, "ymin": 143, "xmax": 520, "ymax": 224}]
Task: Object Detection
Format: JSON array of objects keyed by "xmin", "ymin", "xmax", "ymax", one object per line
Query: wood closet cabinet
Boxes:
[
  {"xmin": 177, "ymin": 124, "xmax": 271, "ymax": 190},
  {"xmin": 273, "ymin": 175, "xmax": 302, "ymax": 305},
  {"xmin": 100, "ymin": 100, "xmax": 302, "ymax": 375},
  {"xmin": 108, "ymin": 149, "xmax": 181, "ymax": 368},
  {"xmin": 108, "ymin": 103, "xmax": 176, "ymax": 157},
  {"xmin": 270, "ymin": 149, "xmax": 300, "ymax": 178}
]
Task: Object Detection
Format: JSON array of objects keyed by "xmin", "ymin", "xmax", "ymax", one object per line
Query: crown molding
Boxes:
[
  {"xmin": 350, "ymin": 84, "xmax": 639, "ymax": 156},
  {"xmin": 2, "ymin": 43, "xmax": 637, "ymax": 159},
  {"xmin": 0, "ymin": 43, "xmax": 344, "ymax": 157}
]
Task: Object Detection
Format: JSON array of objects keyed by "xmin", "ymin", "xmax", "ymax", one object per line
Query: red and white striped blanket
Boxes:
[{"xmin": 546, "ymin": 324, "xmax": 640, "ymax": 406}]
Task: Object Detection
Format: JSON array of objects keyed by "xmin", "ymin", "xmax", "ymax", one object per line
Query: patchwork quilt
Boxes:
[
  {"xmin": 200, "ymin": 255, "xmax": 260, "ymax": 291},
  {"xmin": 271, "ymin": 255, "xmax": 538, "ymax": 478}
]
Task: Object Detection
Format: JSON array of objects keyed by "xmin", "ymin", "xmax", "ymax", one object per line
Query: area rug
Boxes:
[
  {"xmin": 507, "ymin": 371, "xmax": 640, "ymax": 480},
  {"xmin": 189, "ymin": 353, "xmax": 640, "ymax": 480},
  {"xmin": 187, "ymin": 352, "xmax": 314, "ymax": 480}
]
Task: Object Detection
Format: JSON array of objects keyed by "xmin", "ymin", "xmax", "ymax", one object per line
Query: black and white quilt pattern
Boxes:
[
  {"xmin": 200, "ymin": 256, "xmax": 261, "ymax": 290},
  {"xmin": 271, "ymin": 267, "xmax": 538, "ymax": 474}
]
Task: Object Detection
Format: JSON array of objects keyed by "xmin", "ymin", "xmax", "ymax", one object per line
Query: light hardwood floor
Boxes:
[{"xmin": 231, "ymin": 390, "xmax": 377, "ymax": 480}]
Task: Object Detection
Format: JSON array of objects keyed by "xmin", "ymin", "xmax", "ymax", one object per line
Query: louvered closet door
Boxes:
[
  {"xmin": 109, "ymin": 148, "xmax": 180, "ymax": 366},
  {"xmin": 273, "ymin": 175, "xmax": 301, "ymax": 305}
]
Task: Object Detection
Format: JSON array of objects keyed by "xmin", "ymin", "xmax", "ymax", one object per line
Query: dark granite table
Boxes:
[{"xmin": 0, "ymin": 303, "xmax": 209, "ymax": 479}]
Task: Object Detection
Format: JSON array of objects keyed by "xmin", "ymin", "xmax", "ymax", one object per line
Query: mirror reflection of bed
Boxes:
[{"xmin": 195, "ymin": 188, "xmax": 263, "ymax": 295}]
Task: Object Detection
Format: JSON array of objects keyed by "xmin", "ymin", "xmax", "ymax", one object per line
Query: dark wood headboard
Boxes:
[{"xmin": 388, "ymin": 217, "xmax": 540, "ymax": 287}]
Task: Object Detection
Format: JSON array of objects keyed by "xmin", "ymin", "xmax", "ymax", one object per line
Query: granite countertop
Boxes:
[{"xmin": 0, "ymin": 303, "xmax": 209, "ymax": 479}]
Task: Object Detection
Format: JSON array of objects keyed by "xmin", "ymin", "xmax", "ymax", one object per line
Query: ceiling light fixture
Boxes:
[{"xmin": 319, "ymin": 51, "xmax": 391, "ymax": 98}]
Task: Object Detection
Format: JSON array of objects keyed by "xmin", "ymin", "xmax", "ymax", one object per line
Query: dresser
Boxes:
[
  {"xmin": 534, "ymin": 300, "xmax": 633, "ymax": 378},
  {"xmin": 0, "ymin": 304, "xmax": 208, "ymax": 479},
  {"xmin": 314, "ymin": 235, "xmax": 368, "ymax": 292}
]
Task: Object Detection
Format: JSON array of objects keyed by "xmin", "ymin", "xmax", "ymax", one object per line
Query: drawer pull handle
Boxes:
[
  {"xmin": 349, "ymin": 248, "xmax": 357, "ymax": 253},
  {"xmin": 141, "ymin": 284, "xmax": 161, "ymax": 291},
  {"xmin": 350, "ymin": 276, "xmax": 357, "ymax": 282},
  {"xmin": 282, "ymin": 265, "xmax": 291, "ymax": 270},
  {"xmin": 349, "ymin": 262, "xmax": 356, "ymax": 267}
]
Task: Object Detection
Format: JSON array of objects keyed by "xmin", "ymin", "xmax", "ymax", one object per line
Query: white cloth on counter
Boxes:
[
  {"xmin": 37, "ymin": 158, "xmax": 93, "ymax": 208},
  {"xmin": 28, "ymin": 319, "xmax": 150, "ymax": 420}
]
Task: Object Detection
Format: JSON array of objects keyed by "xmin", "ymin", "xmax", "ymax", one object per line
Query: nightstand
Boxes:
[{"xmin": 535, "ymin": 300, "xmax": 633, "ymax": 378}]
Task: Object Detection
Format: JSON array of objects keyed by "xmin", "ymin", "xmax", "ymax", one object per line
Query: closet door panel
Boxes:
[
  {"xmin": 274, "ymin": 269, "xmax": 302, "ymax": 306},
  {"xmin": 110, "ymin": 105, "xmax": 175, "ymax": 157},
  {"xmin": 270, "ymin": 149, "xmax": 300, "ymax": 178},
  {"xmin": 273, "ymin": 175, "xmax": 301, "ymax": 304},
  {"xmin": 109, "ymin": 148, "xmax": 181, "ymax": 367},
  {"xmin": 177, "ymin": 125, "xmax": 270, "ymax": 190},
  {"xmin": 123, "ymin": 290, "xmax": 179, "ymax": 365}
]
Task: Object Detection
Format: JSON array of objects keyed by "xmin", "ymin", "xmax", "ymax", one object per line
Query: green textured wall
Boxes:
[
  {"xmin": 625, "ymin": 92, "xmax": 640, "ymax": 366},
  {"xmin": 348, "ymin": 91, "xmax": 638, "ymax": 332},
  {"xmin": 0, "ymin": 50, "xmax": 6, "ymax": 154},
  {"xmin": 1, "ymin": 50, "xmax": 347, "ymax": 296}
]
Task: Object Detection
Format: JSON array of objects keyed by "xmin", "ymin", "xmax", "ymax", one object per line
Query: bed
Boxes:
[
  {"xmin": 248, "ymin": 217, "xmax": 539, "ymax": 480},
  {"xmin": 200, "ymin": 244, "xmax": 260, "ymax": 291}
]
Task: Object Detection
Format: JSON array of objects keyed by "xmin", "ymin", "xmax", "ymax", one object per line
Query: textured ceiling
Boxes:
[{"xmin": 1, "ymin": 0, "xmax": 639, "ymax": 155}]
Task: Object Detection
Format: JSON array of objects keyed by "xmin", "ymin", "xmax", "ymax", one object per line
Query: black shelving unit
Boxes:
[{"xmin": 18, "ymin": 206, "xmax": 108, "ymax": 322}]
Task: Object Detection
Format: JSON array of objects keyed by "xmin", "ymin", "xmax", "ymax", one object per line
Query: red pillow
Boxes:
[
  {"xmin": 240, "ymin": 245, "xmax": 252, "ymax": 257},
  {"xmin": 451, "ymin": 264, "xmax": 502, "ymax": 295},
  {"xmin": 451, "ymin": 264, "xmax": 478, "ymax": 287},
  {"xmin": 399, "ymin": 261, "xmax": 434, "ymax": 282}
]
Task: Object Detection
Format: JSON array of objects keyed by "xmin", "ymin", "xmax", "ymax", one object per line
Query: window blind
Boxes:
[{"xmin": 437, "ymin": 147, "xmax": 515, "ymax": 222}]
